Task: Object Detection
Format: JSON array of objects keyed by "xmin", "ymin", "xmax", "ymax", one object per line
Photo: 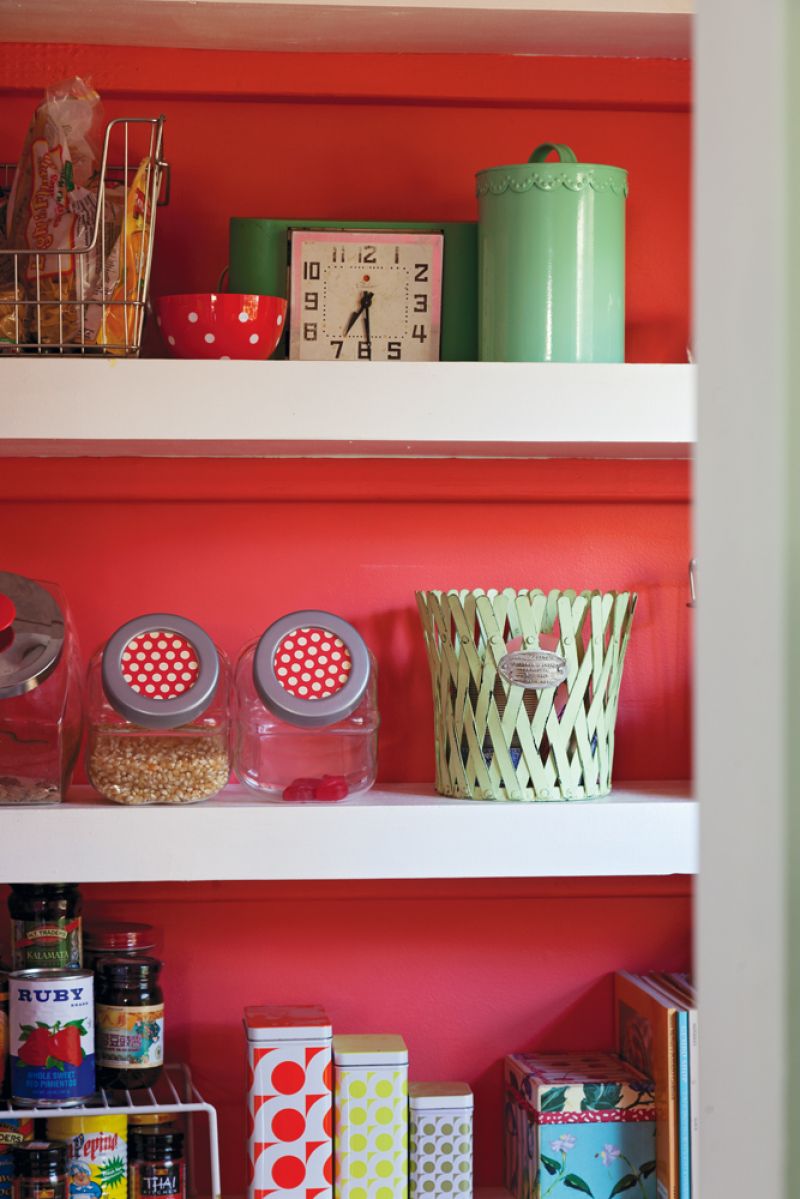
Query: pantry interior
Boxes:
[{"xmin": 0, "ymin": 2, "xmax": 785, "ymax": 1198}]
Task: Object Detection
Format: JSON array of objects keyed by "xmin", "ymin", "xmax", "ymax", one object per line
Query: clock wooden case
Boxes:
[{"xmin": 228, "ymin": 218, "xmax": 478, "ymax": 361}]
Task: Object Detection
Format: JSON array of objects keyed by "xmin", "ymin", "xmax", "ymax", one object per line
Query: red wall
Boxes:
[{"xmin": 0, "ymin": 45, "xmax": 692, "ymax": 1196}]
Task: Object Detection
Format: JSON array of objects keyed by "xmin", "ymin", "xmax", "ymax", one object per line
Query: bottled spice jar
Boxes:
[
  {"xmin": 86, "ymin": 615, "xmax": 230, "ymax": 805},
  {"xmin": 84, "ymin": 923, "xmax": 159, "ymax": 971},
  {"xmin": 12, "ymin": 1142, "xmax": 68, "ymax": 1199},
  {"xmin": 96, "ymin": 957, "xmax": 164, "ymax": 1090},
  {"xmin": 0, "ymin": 572, "xmax": 83, "ymax": 806},
  {"xmin": 233, "ymin": 611, "xmax": 379, "ymax": 800},
  {"xmin": 129, "ymin": 1131, "xmax": 185, "ymax": 1199},
  {"xmin": 9, "ymin": 885, "xmax": 82, "ymax": 970}
]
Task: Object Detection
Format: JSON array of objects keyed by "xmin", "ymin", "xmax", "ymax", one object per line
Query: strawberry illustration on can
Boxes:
[{"xmin": 10, "ymin": 969, "xmax": 95, "ymax": 1106}]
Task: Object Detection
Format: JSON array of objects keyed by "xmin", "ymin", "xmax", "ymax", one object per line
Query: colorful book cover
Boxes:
[
  {"xmin": 615, "ymin": 973, "xmax": 679, "ymax": 1199},
  {"xmin": 652, "ymin": 974, "xmax": 697, "ymax": 1199}
]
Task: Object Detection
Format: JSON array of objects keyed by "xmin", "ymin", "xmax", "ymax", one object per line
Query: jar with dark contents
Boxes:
[
  {"xmin": 129, "ymin": 1131, "xmax": 185, "ymax": 1199},
  {"xmin": 84, "ymin": 923, "xmax": 159, "ymax": 972},
  {"xmin": 12, "ymin": 1141, "xmax": 68, "ymax": 1199},
  {"xmin": 96, "ymin": 957, "xmax": 164, "ymax": 1090},
  {"xmin": 9, "ymin": 886, "xmax": 82, "ymax": 970}
]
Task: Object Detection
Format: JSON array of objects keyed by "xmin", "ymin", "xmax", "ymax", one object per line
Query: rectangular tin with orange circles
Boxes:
[
  {"xmin": 244, "ymin": 1005, "xmax": 332, "ymax": 1199},
  {"xmin": 333, "ymin": 1035, "xmax": 409, "ymax": 1199}
]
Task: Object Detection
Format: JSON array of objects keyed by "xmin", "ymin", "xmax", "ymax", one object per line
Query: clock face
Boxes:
[{"xmin": 288, "ymin": 230, "xmax": 443, "ymax": 361}]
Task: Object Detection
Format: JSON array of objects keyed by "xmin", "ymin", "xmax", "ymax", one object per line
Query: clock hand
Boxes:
[
  {"xmin": 363, "ymin": 295, "xmax": 372, "ymax": 360},
  {"xmin": 344, "ymin": 290, "xmax": 374, "ymax": 337}
]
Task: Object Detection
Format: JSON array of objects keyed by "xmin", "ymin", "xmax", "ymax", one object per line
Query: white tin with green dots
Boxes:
[
  {"xmin": 334, "ymin": 1035, "xmax": 409, "ymax": 1199},
  {"xmin": 410, "ymin": 1083, "xmax": 473, "ymax": 1199},
  {"xmin": 477, "ymin": 143, "xmax": 628, "ymax": 362}
]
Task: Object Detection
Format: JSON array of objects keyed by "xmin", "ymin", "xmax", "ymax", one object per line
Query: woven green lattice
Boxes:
[{"xmin": 416, "ymin": 588, "xmax": 637, "ymax": 802}]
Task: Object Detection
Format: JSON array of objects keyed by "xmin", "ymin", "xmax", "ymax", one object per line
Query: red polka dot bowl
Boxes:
[{"xmin": 156, "ymin": 293, "xmax": 287, "ymax": 360}]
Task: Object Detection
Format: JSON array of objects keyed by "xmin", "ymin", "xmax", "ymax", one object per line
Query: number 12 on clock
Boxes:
[{"xmin": 288, "ymin": 230, "xmax": 444, "ymax": 362}]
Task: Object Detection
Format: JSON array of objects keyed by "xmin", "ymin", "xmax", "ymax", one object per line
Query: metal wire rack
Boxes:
[
  {"xmin": 0, "ymin": 1063, "xmax": 220, "ymax": 1199},
  {"xmin": 0, "ymin": 115, "xmax": 168, "ymax": 356}
]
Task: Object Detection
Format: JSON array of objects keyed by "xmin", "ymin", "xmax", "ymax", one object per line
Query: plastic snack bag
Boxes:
[
  {"xmin": 95, "ymin": 158, "xmax": 152, "ymax": 353},
  {"xmin": 6, "ymin": 76, "xmax": 104, "ymax": 347}
]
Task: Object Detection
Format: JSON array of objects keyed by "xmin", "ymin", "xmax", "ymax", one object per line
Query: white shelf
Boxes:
[
  {"xmin": 0, "ymin": 1, "xmax": 692, "ymax": 56},
  {"xmin": 0, "ymin": 782, "xmax": 696, "ymax": 881},
  {"xmin": 0, "ymin": 361, "xmax": 695, "ymax": 459}
]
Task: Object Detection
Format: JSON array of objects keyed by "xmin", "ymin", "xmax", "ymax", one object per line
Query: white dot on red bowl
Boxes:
[
  {"xmin": 277, "ymin": 314, "xmax": 283, "ymax": 325},
  {"xmin": 238, "ymin": 311, "xmax": 249, "ymax": 323},
  {"xmin": 204, "ymin": 333, "xmax": 215, "ymax": 344},
  {"xmin": 188, "ymin": 312, "xmax": 199, "ymax": 323},
  {"xmin": 249, "ymin": 333, "xmax": 259, "ymax": 345},
  {"xmin": 167, "ymin": 335, "xmax": 175, "ymax": 345}
]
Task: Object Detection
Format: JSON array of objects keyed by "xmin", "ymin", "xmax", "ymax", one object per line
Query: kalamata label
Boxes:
[
  {"xmin": 498, "ymin": 650, "xmax": 568, "ymax": 689},
  {"xmin": 10, "ymin": 971, "xmax": 95, "ymax": 1104}
]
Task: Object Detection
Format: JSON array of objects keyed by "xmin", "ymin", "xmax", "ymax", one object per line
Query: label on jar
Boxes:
[
  {"xmin": 132, "ymin": 1163, "xmax": 184, "ymax": 1199},
  {"xmin": 10, "ymin": 975, "xmax": 95, "ymax": 1103},
  {"xmin": 12, "ymin": 918, "xmax": 83, "ymax": 970},
  {"xmin": 0, "ymin": 1120, "xmax": 34, "ymax": 1199},
  {"xmin": 96, "ymin": 1004, "xmax": 164, "ymax": 1069}
]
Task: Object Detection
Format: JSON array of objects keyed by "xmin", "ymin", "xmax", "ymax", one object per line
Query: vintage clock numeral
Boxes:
[{"xmin": 289, "ymin": 230, "xmax": 443, "ymax": 361}]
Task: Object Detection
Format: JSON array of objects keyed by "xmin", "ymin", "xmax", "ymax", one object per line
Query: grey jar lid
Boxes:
[
  {"xmin": 253, "ymin": 610, "xmax": 370, "ymax": 729},
  {"xmin": 101, "ymin": 613, "xmax": 220, "ymax": 730},
  {"xmin": 0, "ymin": 572, "xmax": 66, "ymax": 700}
]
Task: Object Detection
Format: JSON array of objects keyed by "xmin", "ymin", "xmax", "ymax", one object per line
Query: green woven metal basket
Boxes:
[{"xmin": 416, "ymin": 588, "xmax": 637, "ymax": 802}]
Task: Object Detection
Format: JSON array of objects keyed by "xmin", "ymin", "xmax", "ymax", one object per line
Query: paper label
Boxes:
[
  {"xmin": 498, "ymin": 650, "xmax": 568, "ymax": 689},
  {"xmin": 97, "ymin": 1004, "xmax": 163, "ymax": 1069}
]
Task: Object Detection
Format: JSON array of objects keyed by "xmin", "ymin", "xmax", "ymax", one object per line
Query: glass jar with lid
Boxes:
[
  {"xmin": 0, "ymin": 572, "xmax": 82, "ymax": 806},
  {"xmin": 233, "ymin": 610, "xmax": 379, "ymax": 800},
  {"xmin": 86, "ymin": 614, "xmax": 230, "ymax": 805}
]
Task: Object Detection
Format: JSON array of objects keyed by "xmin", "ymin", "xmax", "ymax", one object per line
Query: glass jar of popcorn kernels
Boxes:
[{"xmin": 86, "ymin": 614, "xmax": 230, "ymax": 805}]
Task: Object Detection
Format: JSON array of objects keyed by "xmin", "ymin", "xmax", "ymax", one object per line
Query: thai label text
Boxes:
[{"xmin": 132, "ymin": 1164, "xmax": 184, "ymax": 1199}]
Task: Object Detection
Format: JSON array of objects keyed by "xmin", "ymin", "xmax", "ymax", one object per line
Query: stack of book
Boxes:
[{"xmin": 614, "ymin": 972, "xmax": 698, "ymax": 1199}]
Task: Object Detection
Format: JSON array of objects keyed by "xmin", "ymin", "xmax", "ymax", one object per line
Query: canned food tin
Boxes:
[
  {"xmin": 9, "ymin": 970, "xmax": 95, "ymax": 1106},
  {"xmin": 0, "ymin": 1121, "xmax": 34, "ymax": 1199},
  {"xmin": 47, "ymin": 1116, "xmax": 127, "ymax": 1199}
]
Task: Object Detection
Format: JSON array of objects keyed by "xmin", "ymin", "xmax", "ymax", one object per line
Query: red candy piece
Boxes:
[
  {"xmin": 314, "ymin": 775, "xmax": 349, "ymax": 802},
  {"xmin": 283, "ymin": 778, "xmax": 319, "ymax": 801}
]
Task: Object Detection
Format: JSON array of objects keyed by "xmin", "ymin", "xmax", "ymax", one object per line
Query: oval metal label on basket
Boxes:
[{"xmin": 498, "ymin": 650, "xmax": 568, "ymax": 689}]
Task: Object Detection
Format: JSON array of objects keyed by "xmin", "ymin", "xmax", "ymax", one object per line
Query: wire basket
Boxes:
[
  {"xmin": 0, "ymin": 115, "xmax": 168, "ymax": 356},
  {"xmin": 417, "ymin": 587, "xmax": 637, "ymax": 801}
]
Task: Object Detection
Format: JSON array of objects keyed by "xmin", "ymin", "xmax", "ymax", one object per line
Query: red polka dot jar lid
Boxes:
[
  {"xmin": 102, "ymin": 613, "xmax": 221, "ymax": 730},
  {"xmin": 253, "ymin": 611, "xmax": 370, "ymax": 729},
  {"xmin": 245, "ymin": 1005, "xmax": 332, "ymax": 1041}
]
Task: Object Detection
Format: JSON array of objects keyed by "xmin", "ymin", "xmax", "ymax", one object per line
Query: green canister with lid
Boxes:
[{"xmin": 476, "ymin": 142, "xmax": 628, "ymax": 362}]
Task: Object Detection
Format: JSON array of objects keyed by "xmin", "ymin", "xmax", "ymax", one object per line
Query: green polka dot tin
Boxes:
[
  {"xmin": 334, "ymin": 1035, "xmax": 408, "ymax": 1199},
  {"xmin": 410, "ymin": 1082, "xmax": 473, "ymax": 1199}
]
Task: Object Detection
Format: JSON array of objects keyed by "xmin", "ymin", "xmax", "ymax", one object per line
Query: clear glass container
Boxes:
[
  {"xmin": 0, "ymin": 573, "xmax": 83, "ymax": 806},
  {"xmin": 233, "ymin": 611, "xmax": 379, "ymax": 800},
  {"xmin": 85, "ymin": 614, "xmax": 230, "ymax": 805}
]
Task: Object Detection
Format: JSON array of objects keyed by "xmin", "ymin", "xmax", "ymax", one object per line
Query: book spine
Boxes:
[
  {"xmin": 688, "ymin": 1009, "xmax": 699, "ymax": 1198},
  {"xmin": 676, "ymin": 1010, "xmax": 690, "ymax": 1199}
]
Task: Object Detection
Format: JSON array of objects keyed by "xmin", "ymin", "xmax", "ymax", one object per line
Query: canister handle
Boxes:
[{"xmin": 529, "ymin": 143, "xmax": 578, "ymax": 164}]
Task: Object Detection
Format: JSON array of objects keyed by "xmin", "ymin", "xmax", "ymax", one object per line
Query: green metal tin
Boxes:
[
  {"xmin": 229, "ymin": 217, "xmax": 478, "ymax": 361},
  {"xmin": 476, "ymin": 143, "xmax": 628, "ymax": 362}
]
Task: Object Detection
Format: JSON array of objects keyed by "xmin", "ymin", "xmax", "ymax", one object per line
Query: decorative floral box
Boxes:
[{"xmin": 504, "ymin": 1052, "xmax": 656, "ymax": 1199}]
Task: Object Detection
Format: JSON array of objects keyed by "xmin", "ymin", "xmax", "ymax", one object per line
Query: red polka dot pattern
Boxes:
[
  {"xmin": 272, "ymin": 1108, "xmax": 307, "ymax": 1142},
  {"xmin": 271, "ymin": 1156, "xmax": 306, "ymax": 1189},
  {"xmin": 271, "ymin": 1059, "xmax": 306, "ymax": 1095},
  {"xmin": 274, "ymin": 626, "xmax": 352, "ymax": 700},
  {"xmin": 121, "ymin": 630, "xmax": 200, "ymax": 699}
]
